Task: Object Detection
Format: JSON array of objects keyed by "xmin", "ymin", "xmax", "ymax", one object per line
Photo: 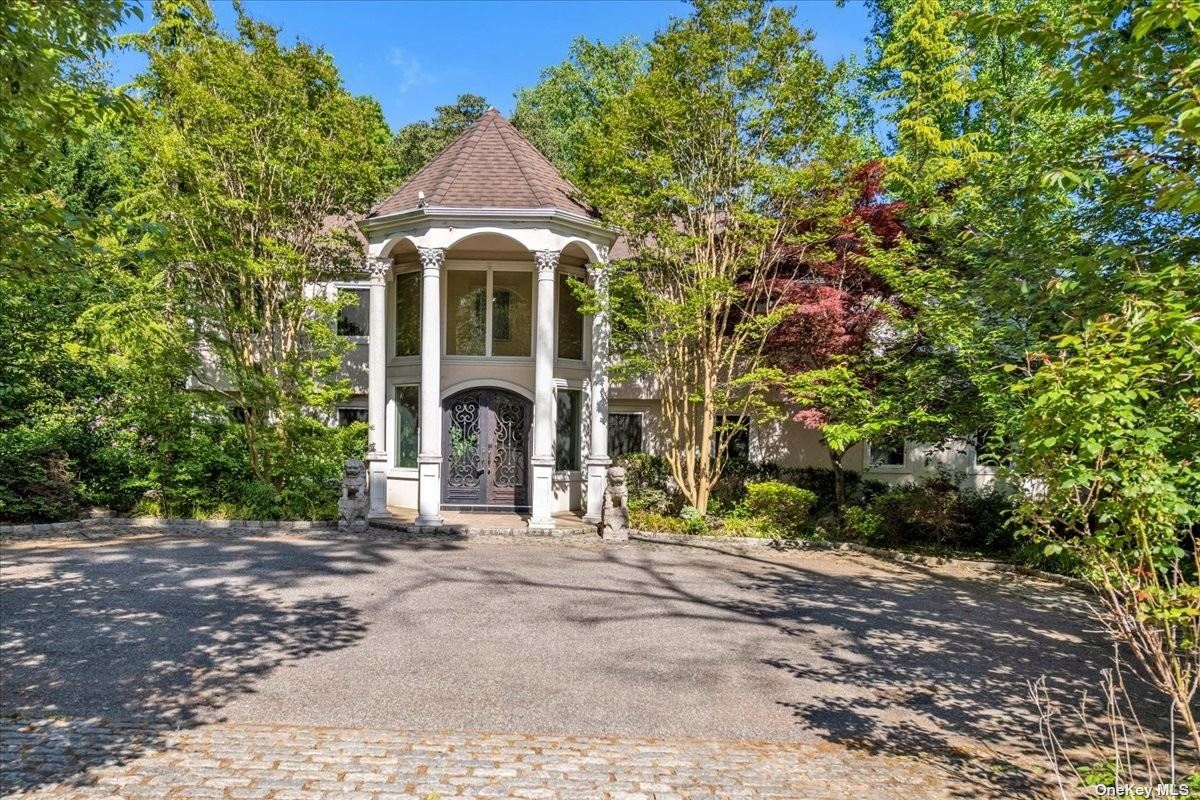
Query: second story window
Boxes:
[
  {"xmin": 395, "ymin": 271, "xmax": 420, "ymax": 356},
  {"xmin": 557, "ymin": 273, "xmax": 583, "ymax": 360},
  {"xmin": 445, "ymin": 267, "xmax": 533, "ymax": 357},
  {"xmin": 336, "ymin": 288, "xmax": 369, "ymax": 337}
]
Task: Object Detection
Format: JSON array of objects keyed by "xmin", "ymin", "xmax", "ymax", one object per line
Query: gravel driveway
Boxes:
[{"xmin": 0, "ymin": 532, "xmax": 1122, "ymax": 796}]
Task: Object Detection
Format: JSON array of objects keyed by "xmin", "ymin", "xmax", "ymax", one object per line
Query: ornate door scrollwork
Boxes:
[{"xmin": 443, "ymin": 389, "xmax": 531, "ymax": 508}]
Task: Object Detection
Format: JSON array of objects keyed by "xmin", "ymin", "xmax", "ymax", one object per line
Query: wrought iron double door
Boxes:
[{"xmin": 443, "ymin": 389, "xmax": 532, "ymax": 508}]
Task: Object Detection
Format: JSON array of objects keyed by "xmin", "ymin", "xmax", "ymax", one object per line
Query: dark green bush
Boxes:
[
  {"xmin": 866, "ymin": 472, "xmax": 1014, "ymax": 553},
  {"xmin": 711, "ymin": 463, "xmax": 889, "ymax": 519}
]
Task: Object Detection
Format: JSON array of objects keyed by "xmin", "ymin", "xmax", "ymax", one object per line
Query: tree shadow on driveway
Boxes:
[
  {"xmin": 402, "ymin": 537, "xmax": 1154, "ymax": 798},
  {"xmin": 0, "ymin": 534, "xmax": 430, "ymax": 794},
  {"xmin": 620, "ymin": 540, "xmax": 1165, "ymax": 797}
]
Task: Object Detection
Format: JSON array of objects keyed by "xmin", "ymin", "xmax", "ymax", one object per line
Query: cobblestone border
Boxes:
[{"xmin": 0, "ymin": 515, "xmax": 1086, "ymax": 591}]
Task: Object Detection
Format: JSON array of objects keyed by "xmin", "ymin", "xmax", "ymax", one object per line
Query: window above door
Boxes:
[{"xmin": 444, "ymin": 265, "xmax": 534, "ymax": 358}]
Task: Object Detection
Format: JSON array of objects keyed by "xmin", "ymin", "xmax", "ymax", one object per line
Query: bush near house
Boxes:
[{"xmin": 616, "ymin": 452, "xmax": 1018, "ymax": 560}]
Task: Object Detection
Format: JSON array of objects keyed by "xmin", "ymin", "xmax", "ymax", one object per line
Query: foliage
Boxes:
[
  {"xmin": 679, "ymin": 505, "xmax": 708, "ymax": 535},
  {"xmin": 613, "ymin": 452, "xmax": 678, "ymax": 514},
  {"xmin": 865, "ymin": 472, "xmax": 1014, "ymax": 552},
  {"xmin": 958, "ymin": 0, "xmax": 1200, "ymax": 763},
  {"xmin": 1010, "ymin": 272, "xmax": 1200, "ymax": 760},
  {"xmin": 628, "ymin": 509, "xmax": 690, "ymax": 535},
  {"xmin": 392, "ymin": 93, "xmax": 488, "ymax": 180},
  {"xmin": 0, "ymin": 0, "xmax": 140, "ymax": 279},
  {"xmin": 581, "ymin": 0, "xmax": 854, "ymax": 514},
  {"xmin": 742, "ymin": 481, "xmax": 816, "ymax": 533},
  {"xmin": 512, "ymin": 37, "xmax": 646, "ymax": 180},
  {"xmin": 127, "ymin": 1, "xmax": 393, "ymax": 494}
]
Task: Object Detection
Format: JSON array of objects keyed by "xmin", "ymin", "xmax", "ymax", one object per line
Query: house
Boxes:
[{"xmin": 336, "ymin": 110, "xmax": 994, "ymax": 529}]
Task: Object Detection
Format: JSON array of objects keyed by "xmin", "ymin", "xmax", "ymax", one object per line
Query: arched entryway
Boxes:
[{"xmin": 443, "ymin": 388, "xmax": 533, "ymax": 510}]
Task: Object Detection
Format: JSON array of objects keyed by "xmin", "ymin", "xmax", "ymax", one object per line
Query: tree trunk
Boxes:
[{"xmin": 828, "ymin": 445, "xmax": 847, "ymax": 529}]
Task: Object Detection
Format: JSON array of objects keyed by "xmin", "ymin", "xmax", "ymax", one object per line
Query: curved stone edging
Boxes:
[{"xmin": 0, "ymin": 517, "xmax": 335, "ymax": 543}]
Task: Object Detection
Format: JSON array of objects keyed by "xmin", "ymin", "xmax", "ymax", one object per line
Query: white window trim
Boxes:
[
  {"xmin": 387, "ymin": 380, "xmax": 420, "ymax": 475},
  {"xmin": 865, "ymin": 440, "xmax": 910, "ymax": 472},
  {"xmin": 553, "ymin": 382, "xmax": 584, "ymax": 477}
]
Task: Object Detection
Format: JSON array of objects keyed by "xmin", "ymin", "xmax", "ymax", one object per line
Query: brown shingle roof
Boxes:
[{"xmin": 370, "ymin": 109, "xmax": 596, "ymax": 219}]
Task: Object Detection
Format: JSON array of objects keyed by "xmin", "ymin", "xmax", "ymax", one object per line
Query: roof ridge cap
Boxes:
[
  {"xmin": 432, "ymin": 115, "xmax": 490, "ymax": 203},
  {"xmin": 494, "ymin": 116, "xmax": 557, "ymax": 208}
]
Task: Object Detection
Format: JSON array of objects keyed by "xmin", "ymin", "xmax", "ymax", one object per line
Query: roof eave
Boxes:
[{"xmin": 357, "ymin": 205, "xmax": 618, "ymax": 243}]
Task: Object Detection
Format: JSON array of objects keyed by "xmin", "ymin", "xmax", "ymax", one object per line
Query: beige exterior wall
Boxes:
[{"xmin": 610, "ymin": 380, "xmax": 997, "ymax": 489}]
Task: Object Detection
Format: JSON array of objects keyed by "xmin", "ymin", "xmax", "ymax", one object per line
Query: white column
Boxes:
[
  {"xmin": 365, "ymin": 256, "xmax": 391, "ymax": 517},
  {"xmin": 529, "ymin": 249, "xmax": 559, "ymax": 530},
  {"xmin": 415, "ymin": 247, "xmax": 445, "ymax": 526},
  {"xmin": 583, "ymin": 253, "xmax": 611, "ymax": 523}
]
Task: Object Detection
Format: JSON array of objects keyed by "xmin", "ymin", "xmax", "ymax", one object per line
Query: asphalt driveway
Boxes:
[{"xmin": 0, "ymin": 532, "xmax": 1122, "ymax": 793}]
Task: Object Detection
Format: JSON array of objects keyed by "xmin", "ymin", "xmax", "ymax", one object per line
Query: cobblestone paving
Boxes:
[{"xmin": 1, "ymin": 717, "xmax": 955, "ymax": 800}]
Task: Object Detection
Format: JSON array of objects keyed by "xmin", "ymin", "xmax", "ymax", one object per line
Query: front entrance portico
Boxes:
[{"xmin": 355, "ymin": 111, "xmax": 617, "ymax": 530}]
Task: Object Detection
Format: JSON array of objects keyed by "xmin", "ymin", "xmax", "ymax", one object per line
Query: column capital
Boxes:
[
  {"xmin": 534, "ymin": 249, "xmax": 560, "ymax": 278},
  {"xmin": 418, "ymin": 247, "xmax": 445, "ymax": 275},
  {"xmin": 365, "ymin": 256, "xmax": 392, "ymax": 285}
]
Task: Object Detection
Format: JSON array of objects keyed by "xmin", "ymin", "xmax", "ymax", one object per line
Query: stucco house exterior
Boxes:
[{"xmin": 333, "ymin": 110, "xmax": 993, "ymax": 529}]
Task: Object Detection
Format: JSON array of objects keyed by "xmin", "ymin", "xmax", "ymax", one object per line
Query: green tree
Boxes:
[
  {"xmin": 582, "ymin": 0, "xmax": 854, "ymax": 513},
  {"xmin": 512, "ymin": 36, "xmax": 646, "ymax": 179},
  {"xmin": 0, "ymin": 0, "xmax": 140, "ymax": 278},
  {"xmin": 392, "ymin": 93, "xmax": 488, "ymax": 179},
  {"xmin": 127, "ymin": 0, "xmax": 391, "ymax": 501}
]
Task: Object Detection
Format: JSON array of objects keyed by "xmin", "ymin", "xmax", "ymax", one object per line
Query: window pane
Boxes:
[
  {"xmin": 557, "ymin": 273, "xmax": 583, "ymax": 360},
  {"xmin": 491, "ymin": 271, "xmax": 532, "ymax": 357},
  {"xmin": 555, "ymin": 390, "xmax": 581, "ymax": 471},
  {"xmin": 336, "ymin": 408, "xmax": 367, "ymax": 427},
  {"xmin": 395, "ymin": 385, "xmax": 419, "ymax": 468},
  {"xmin": 446, "ymin": 270, "xmax": 487, "ymax": 355},
  {"xmin": 608, "ymin": 413, "xmax": 643, "ymax": 456},
  {"xmin": 713, "ymin": 416, "xmax": 750, "ymax": 462},
  {"xmin": 394, "ymin": 271, "xmax": 420, "ymax": 356},
  {"xmin": 870, "ymin": 440, "xmax": 905, "ymax": 467},
  {"xmin": 336, "ymin": 289, "xmax": 369, "ymax": 336}
]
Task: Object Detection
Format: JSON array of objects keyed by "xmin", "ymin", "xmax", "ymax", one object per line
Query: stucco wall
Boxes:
[{"xmin": 609, "ymin": 385, "xmax": 997, "ymax": 489}]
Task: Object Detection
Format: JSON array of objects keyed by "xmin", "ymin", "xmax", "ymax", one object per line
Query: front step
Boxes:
[{"xmin": 368, "ymin": 516, "xmax": 596, "ymax": 538}]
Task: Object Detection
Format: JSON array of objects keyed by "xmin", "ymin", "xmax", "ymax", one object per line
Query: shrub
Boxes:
[
  {"xmin": 614, "ymin": 452, "xmax": 681, "ymax": 514},
  {"xmin": 628, "ymin": 509, "xmax": 690, "ymax": 534},
  {"xmin": 743, "ymin": 481, "xmax": 816, "ymax": 532},
  {"xmin": 866, "ymin": 472, "xmax": 1014, "ymax": 552},
  {"xmin": 719, "ymin": 515, "xmax": 782, "ymax": 538},
  {"xmin": 842, "ymin": 505, "xmax": 882, "ymax": 541},
  {"xmin": 680, "ymin": 505, "xmax": 708, "ymax": 534}
]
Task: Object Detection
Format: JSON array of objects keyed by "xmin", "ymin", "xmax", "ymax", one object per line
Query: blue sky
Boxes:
[{"xmin": 110, "ymin": 1, "xmax": 875, "ymax": 130}]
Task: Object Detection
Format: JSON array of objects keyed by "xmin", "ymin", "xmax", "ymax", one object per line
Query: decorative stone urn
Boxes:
[
  {"xmin": 338, "ymin": 458, "xmax": 370, "ymax": 532},
  {"xmin": 601, "ymin": 466, "xmax": 629, "ymax": 541}
]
